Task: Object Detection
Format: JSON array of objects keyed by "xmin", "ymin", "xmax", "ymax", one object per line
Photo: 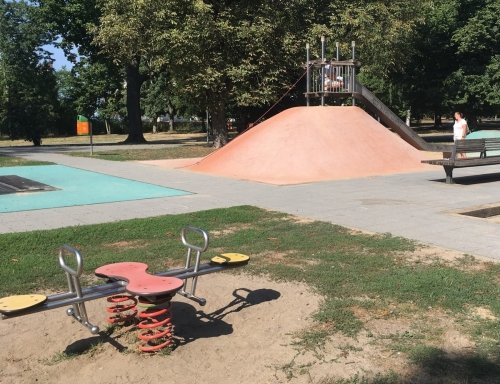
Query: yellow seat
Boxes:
[
  {"xmin": 0, "ymin": 294, "xmax": 47, "ymax": 314},
  {"xmin": 211, "ymin": 253, "xmax": 250, "ymax": 265}
]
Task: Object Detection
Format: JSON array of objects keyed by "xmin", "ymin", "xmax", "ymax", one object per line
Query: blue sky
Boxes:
[{"xmin": 43, "ymin": 44, "xmax": 75, "ymax": 70}]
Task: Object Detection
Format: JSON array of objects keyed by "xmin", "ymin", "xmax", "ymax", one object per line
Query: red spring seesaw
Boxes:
[{"xmin": 0, "ymin": 226, "xmax": 249, "ymax": 352}]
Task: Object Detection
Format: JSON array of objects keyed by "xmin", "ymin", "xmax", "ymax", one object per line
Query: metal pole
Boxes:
[
  {"xmin": 206, "ymin": 108, "xmax": 210, "ymax": 143},
  {"xmin": 336, "ymin": 42, "xmax": 339, "ymax": 61},
  {"xmin": 306, "ymin": 43, "xmax": 310, "ymax": 107},
  {"xmin": 321, "ymin": 36, "xmax": 325, "ymax": 106},
  {"xmin": 351, "ymin": 41, "xmax": 356, "ymax": 106},
  {"xmin": 89, "ymin": 121, "xmax": 93, "ymax": 156}
]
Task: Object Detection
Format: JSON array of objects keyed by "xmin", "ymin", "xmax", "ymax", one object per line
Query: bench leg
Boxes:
[{"xmin": 443, "ymin": 165, "xmax": 453, "ymax": 184}]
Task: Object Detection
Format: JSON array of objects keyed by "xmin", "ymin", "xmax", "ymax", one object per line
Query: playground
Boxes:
[
  {"xmin": 1, "ymin": 43, "xmax": 499, "ymax": 384},
  {"xmin": 0, "ymin": 205, "xmax": 498, "ymax": 383},
  {"xmin": 1, "ymin": 124, "xmax": 499, "ymax": 383}
]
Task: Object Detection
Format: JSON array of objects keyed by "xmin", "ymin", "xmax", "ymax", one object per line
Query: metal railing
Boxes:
[
  {"xmin": 305, "ymin": 39, "xmax": 358, "ymax": 106},
  {"xmin": 307, "ymin": 60, "xmax": 356, "ymax": 95}
]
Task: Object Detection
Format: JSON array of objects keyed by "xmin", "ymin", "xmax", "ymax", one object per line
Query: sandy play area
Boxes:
[
  {"xmin": 1, "ymin": 274, "xmax": 322, "ymax": 384},
  {"xmin": 1, "ymin": 249, "xmax": 498, "ymax": 384}
]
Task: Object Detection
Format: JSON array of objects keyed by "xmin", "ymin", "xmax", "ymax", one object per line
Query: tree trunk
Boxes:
[
  {"xmin": 124, "ymin": 59, "xmax": 146, "ymax": 143},
  {"xmin": 434, "ymin": 113, "xmax": 442, "ymax": 127},
  {"xmin": 465, "ymin": 111, "xmax": 478, "ymax": 131},
  {"xmin": 210, "ymin": 97, "xmax": 227, "ymax": 148},
  {"xmin": 167, "ymin": 103, "xmax": 176, "ymax": 132},
  {"xmin": 105, "ymin": 119, "xmax": 111, "ymax": 134}
]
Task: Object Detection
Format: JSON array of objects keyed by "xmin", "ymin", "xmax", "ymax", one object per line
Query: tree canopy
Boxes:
[
  {"xmin": 0, "ymin": 0, "xmax": 58, "ymax": 143},
  {"xmin": 1, "ymin": 0, "xmax": 498, "ymax": 145}
]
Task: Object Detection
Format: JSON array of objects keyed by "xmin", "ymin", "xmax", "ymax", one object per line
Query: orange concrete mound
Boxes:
[{"xmin": 187, "ymin": 106, "xmax": 432, "ymax": 185}]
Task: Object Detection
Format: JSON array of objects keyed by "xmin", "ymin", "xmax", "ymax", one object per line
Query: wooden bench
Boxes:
[{"xmin": 422, "ymin": 138, "xmax": 500, "ymax": 184}]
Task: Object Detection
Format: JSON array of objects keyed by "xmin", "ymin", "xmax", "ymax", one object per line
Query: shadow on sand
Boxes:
[
  {"xmin": 172, "ymin": 288, "xmax": 281, "ymax": 346},
  {"xmin": 63, "ymin": 288, "xmax": 281, "ymax": 354}
]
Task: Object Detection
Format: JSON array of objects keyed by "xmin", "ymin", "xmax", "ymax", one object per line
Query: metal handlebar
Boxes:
[
  {"xmin": 180, "ymin": 226, "xmax": 210, "ymax": 305},
  {"xmin": 58, "ymin": 244, "xmax": 99, "ymax": 334},
  {"xmin": 181, "ymin": 226, "xmax": 209, "ymax": 252},
  {"xmin": 59, "ymin": 245, "xmax": 83, "ymax": 277}
]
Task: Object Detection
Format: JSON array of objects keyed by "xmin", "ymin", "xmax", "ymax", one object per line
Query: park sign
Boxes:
[{"xmin": 76, "ymin": 115, "xmax": 90, "ymax": 136}]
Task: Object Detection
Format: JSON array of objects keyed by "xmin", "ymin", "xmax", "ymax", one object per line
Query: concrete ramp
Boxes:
[{"xmin": 187, "ymin": 106, "xmax": 433, "ymax": 185}]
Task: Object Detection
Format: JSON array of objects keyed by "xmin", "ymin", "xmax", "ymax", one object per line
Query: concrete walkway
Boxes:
[{"xmin": 1, "ymin": 146, "xmax": 500, "ymax": 261}]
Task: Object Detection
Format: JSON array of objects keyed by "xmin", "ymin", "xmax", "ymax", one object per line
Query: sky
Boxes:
[{"xmin": 43, "ymin": 44, "xmax": 75, "ymax": 70}]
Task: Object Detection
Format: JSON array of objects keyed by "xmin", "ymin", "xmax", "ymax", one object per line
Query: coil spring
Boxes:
[
  {"xmin": 137, "ymin": 295, "xmax": 175, "ymax": 352},
  {"xmin": 105, "ymin": 295, "xmax": 138, "ymax": 324}
]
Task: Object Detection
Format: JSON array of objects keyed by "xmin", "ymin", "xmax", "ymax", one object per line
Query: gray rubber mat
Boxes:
[{"xmin": 0, "ymin": 175, "xmax": 58, "ymax": 195}]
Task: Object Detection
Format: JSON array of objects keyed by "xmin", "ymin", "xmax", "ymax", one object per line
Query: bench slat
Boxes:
[
  {"xmin": 485, "ymin": 139, "xmax": 500, "ymax": 150},
  {"xmin": 454, "ymin": 139, "xmax": 485, "ymax": 153},
  {"xmin": 422, "ymin": 159, "xmax": 453, "ymax": 166},
  {"xmin": 452, "ymin": 157, "xmax": 500, "ymax": 167}
]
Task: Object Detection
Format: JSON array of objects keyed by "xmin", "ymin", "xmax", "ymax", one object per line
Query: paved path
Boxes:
[{"xmin": 1, "ymin": 147, "xmax": 500, "ymax": 261}]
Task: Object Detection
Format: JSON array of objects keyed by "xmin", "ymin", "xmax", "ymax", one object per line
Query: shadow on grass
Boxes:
[
  {"xmin": 323, "ymin": 350, "xmax": 500, "ymax": 384},
  {"xmin": 407, "ymin": 348, "xmax": 500, "ymax": 384}
]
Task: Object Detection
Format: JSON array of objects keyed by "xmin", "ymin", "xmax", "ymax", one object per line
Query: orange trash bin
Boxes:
[{"xmin": 77, "ymin": 115, "xmax": 90, "ymax": 135}]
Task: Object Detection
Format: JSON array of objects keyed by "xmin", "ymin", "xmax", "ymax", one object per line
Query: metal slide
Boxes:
[{"xmin": 353, "ymin": 80, "xmax": 449, "ymax": 152}]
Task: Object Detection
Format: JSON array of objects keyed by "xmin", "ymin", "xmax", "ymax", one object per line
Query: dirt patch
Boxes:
[
  {"xmin": 282, "ymin": 330, "xmax": 411, "ymax": 382},
  {"xmin": 210, "ymin": 223, "xmax": 253, "ymax": 238},
  {"xmin": 282, "ymin": 215, "xmax": 316, "ymax": 225},
  {"xmin": 398, "ymin": 244, "xmax": 498, "ymax": 270},
  {"xmin": 2, "ymin": 272, "xmax": 451, "ymax": 384},
  {"xmin": 162, "ymin": 258, "xmax": 185, "ymax": 269},
  {"xmin": 253, "ymin": 251, "xmax": 319, "ymax": 268},
  {"xmin": 0, "ymin": 273, "xmax": 321, "ymax": 384},
  {"xmin": 411, "ymin": 308, "xmax": 476, "ymax": 352},
  {"xmin": 469, "ymin": 306, "xmax": 498, "ymax": 321},
  {"xmin": 103, "ymin": 240, "xmax": 149, "ymax": 250},
  {"xmin": 0, "ymin": 244, "xmax": 496, "ymax": 383}
]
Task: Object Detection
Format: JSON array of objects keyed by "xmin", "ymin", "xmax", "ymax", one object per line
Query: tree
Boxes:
[
  {"xmin": 163, "ymin": 1, "xmax": 313, "ymax": 147},
  {"xmin": 38, "ymin": 0, "xmax": 131, "ymax": 138},
  {"xmin": 447, "ymin": 0, "xmax": 500, "ymax": 121},
  {"xmin": 0, "ymin": 0, "xmax": 59, "ymax": 145},
  {"xmin": 392, "ymin": 0, "xmax": 460, "ymax": 123},
  {"xmin": 71, "ymin": 58, "xmax": 125, "ymax": 131},
  {"xmin": 312, "ymin": 1, "xmax": 431, "ymax": 117},
  {"xmin": 91, "ymin": 0, "xmax": 193, "ymax": 142},
  {"xmin": 142, "ymin": 72, "xmax": 185, "ymax": 132},
  {"xmin": 54, "ymin": 61, "xmax": 125, "ymax": 135}
]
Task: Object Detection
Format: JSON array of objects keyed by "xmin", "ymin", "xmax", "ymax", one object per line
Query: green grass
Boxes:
[
  {"xmin": 0, "ymin": 155, "xmax": 52, "ymax": 167},
  {"xmin": 44, "ymin": 340, "xmax": 105, "ymax": 365},
  {"xmin": 67, "ymin": 145, "xmax": 216, "ymax": 161},
  {"xmin": 1, "ymin": 206, "xmax": 498, "ymax": 379}
]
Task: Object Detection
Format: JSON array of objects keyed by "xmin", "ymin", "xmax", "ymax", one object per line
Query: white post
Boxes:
[
  {"xmin": 306, "ymin": 43, "xmax": 310, "ymax": 107},
  {"xmin": 89, "ymin": 121, "xmax": 93, "ymax": 156},
  {"xmin": 321, "ymin": 36, "xmax": 325, "ymax": 106},
  {"xmin": 351, "ymin": 41, "xmax": 356, "ymax": 106}
]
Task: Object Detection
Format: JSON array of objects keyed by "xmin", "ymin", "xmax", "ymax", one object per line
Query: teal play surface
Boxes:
[
  {"xmin": 467, "ymin": 130, "xmax": 500, "ymax": 156},
  {"xmin": 0, "ymin": 165, "xmax": 191, "ymax": 213}
]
